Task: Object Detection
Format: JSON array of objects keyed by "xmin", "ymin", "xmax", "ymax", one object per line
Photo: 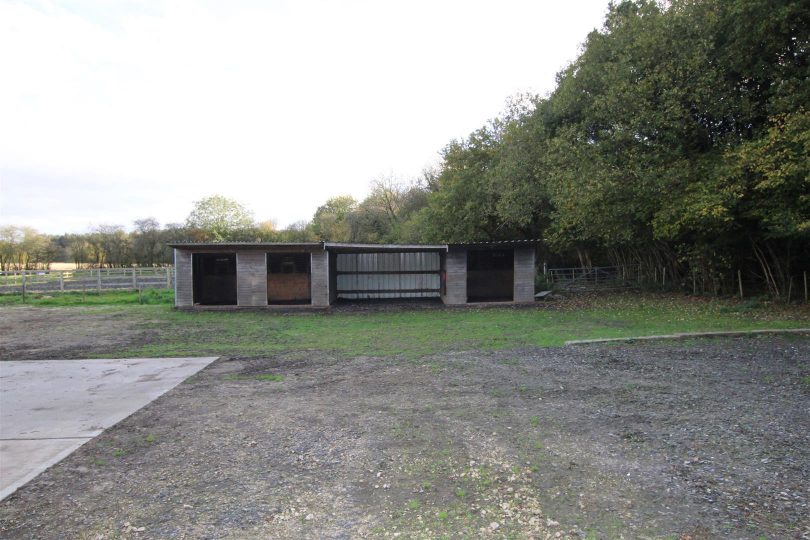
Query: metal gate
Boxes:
[{"xmin": 335, "ymin": 252, "xmax": 441, "ymax": 299}]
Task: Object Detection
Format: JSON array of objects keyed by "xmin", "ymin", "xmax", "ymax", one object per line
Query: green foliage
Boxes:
[
  {"xmin": 311, "ymin": 195, "xmax": 357, "ymax": 241},
  {"xmin": 391, "ymin": 0, "xmax": 810, "ymax": 296},
  {"xmin": 732, "ymin": 110, "xmax": 810, "ymax": 239},
  {"xmin": 185, "ymin": 195, "xmax": 255, "ymax": 241}
]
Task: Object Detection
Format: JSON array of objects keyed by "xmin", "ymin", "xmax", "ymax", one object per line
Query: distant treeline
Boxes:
[{"xmin": 3, "ymin": 1, "xmax": 808, "ymax": 298}]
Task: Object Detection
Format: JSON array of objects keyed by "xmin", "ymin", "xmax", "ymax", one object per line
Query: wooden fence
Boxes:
[{"xmin": 0, "ymin": 267, "xmax": 174, "ymax": 295}]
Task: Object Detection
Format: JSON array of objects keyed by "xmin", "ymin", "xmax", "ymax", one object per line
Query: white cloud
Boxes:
[{"xmin": 0, "ymin": 0, "xmax": 610, "ymax": 233}]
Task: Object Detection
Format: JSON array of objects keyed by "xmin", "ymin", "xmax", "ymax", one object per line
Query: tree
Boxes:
[
  {"xmin": 185, "ymin": 195, "xmax": 255, "ymax": 241},
  {"xmin": 132, "ymin": 218, "xmax": 163, "ymax": 266},
  {"xmin": 311, "ymin": 196, "xmax": 357, "ymax": 241}
]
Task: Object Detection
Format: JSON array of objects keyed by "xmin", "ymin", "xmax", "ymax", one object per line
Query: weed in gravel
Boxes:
[
  {"xmin": 145, "ymin": 434, "xmax": 156, "ymax": 443},
  {"xmin": 407, "ymin": 499, "xmax": 420, "ymax": 511},
  {"xmin": 223, "ymin": 373, "xmax": 285, "ymax": 382},
  {"xmin": 530, "ymin": 415, "xmax": 540, "ymax": 427}
]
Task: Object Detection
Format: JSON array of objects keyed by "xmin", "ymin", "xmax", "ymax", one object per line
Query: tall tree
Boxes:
[{"xmin": 185, "ymin": 195, "xmax": 255, "ymax": 242}]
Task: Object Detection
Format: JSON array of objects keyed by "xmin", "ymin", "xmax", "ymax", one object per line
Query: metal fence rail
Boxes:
[
  {"xmin": 546, "ymin": 266, "xmax": 631, "ymax": 291},
  {"xmin": 0, "ymin": 268, "xmax": 174, "ymax": 295}
]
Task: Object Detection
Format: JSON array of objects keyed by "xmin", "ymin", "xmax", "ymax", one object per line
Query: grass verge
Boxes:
[
  {"xmin": 0, "ymin": 289, "xmax": 173, "ymax": 306},
  {"xmin": 2, "ymin": 291, "xmax": 806, "ymax": 359}
]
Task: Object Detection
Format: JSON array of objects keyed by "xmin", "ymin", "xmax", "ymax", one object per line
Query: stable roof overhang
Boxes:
[
  {"xmin": 168, "ymin": 240, "xmax": 540, "ymax": 253},
  {"xmin": 446, "ymin": 239, "xmax": 540, "ymax": 251},
  {"xmin": 324, "ymin": 242, "xmax": 447, "ymax": 253},
  {"xmin": 168, "ymin": 242, "xmax": 325, "ymax": 252}
]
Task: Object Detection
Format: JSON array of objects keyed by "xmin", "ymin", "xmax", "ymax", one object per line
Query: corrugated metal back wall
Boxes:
[{"xmin": 336, "ymin": 252, "xmax": 441, "ymax": 299}]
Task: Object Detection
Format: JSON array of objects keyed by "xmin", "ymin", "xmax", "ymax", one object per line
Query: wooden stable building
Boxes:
[{"xmin": 169, "ymin": 241, "xmax": 536, "ymax": 308}]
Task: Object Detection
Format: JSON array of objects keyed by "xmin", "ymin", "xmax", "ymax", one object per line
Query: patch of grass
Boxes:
[
  {"xmin": 5, "ymin": 292, "xmax": 808, "ymax": 360},
  {"xmin": 407, "ymin": 499, "xmax": 420, "ymax": 511},
  {"xmin": 801, "ymin": 375, "xmax": 810, "ymax": 387},
  {"xmin": 529, "ymin": 415, "xmax": 540, "ymax": 427},
  {"xmin": 145, "ymin": 434, "xmax": 156, "ymax": 443},
  {"xmin": 437, "ymin": 510, "xmax": 449, "ymax": 520},
  {"xmin": 0, "ymin": 289, "xmax": 173, "ymax": 306},
  {"xmin": 223, "ymin": 373, "xmax": 285, "ymax": 382}
]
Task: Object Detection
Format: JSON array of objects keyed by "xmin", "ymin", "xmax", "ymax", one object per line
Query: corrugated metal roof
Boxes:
[
  {"xmin": 325, "ymin": 242, "xmax": 447, "ymax": 252},
  {"xmin": 168, "ymin": 242, "xmax": 325, "ymax": 250},
  {"xmin": 447, "ymin": 239, "xmax": 540, "ymax": 245},
  {"xmin": 169, "ymin": 240, "xmax": 539, "ymax": 251}
]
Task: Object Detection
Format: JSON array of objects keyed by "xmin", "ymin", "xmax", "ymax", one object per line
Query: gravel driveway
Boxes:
[{"xmin": 1, "ymin": 335, "xmax": 808, "ymax": 539}]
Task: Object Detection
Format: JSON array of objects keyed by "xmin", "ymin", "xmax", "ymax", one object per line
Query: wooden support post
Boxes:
[
  {"xmin": 662, "ymin": 267, "xmax": 666, "ymax": 289},
  {"xmin": 132, "ymin": 268, "xmax": 137, "ymax": 289},
  {"xmin": 59, "ymin": 272, "xmax": 64, "ymax": 292},
  {"xmin": 166, "ymin": 267, "xmax": 171, "ymax": 288},
  {"xmin": 692, "ymin": 272, "xmax": 696, "ymax": 295},
  {"xmin": 787, "ymin": 276, "xmax": 793, "ymax": 304},
  {"xmin": 21, "ymin": 270, "xmax": 26, "ymax": 302},
  {"xmin": 97, "ymin": 269, "xmax": 102, "ymax": 293},
  {"xmin": 804, "ymin": 271, "xmax": 808, "ymax": 303},
  {"xmin": 737, "ymin": 270, "xmax": 743, "ymax": 299}
]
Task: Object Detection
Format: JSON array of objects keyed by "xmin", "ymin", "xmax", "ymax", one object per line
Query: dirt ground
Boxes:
[
  {"xmin": 1, "ymin": 333, "xmax": 809, "ymax": 539},
  {"xmin": 0, "ymin": 307, "xmax": 151, "ymax": 360}
]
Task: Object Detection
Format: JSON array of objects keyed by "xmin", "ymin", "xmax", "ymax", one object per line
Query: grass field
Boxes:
[{"xmin": 1, "ymin": 290, "xmax": 807, "ymax": 360}]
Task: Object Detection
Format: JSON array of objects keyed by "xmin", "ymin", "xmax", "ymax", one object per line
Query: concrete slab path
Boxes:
[{"xmin": 0, "ymin": 357, "xmax": 217, "ymax": 500}]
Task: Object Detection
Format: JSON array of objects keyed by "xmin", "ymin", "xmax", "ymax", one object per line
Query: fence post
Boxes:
[
  {"xmin": 738, "ymin": 269, "xmax": 743, "ymax": 299},
  {"xmin": 804, "ymin": 271, "xmax": 808, "ymax": 303},
  {"xmin": 21, "ymin": 270, "xmax": 26, "ymax": 302},
  {"xmin": 97, "ymin": 269, "xmax": 102, "ymax": 293},
  {"xmin": 59, "ymin": 272, "xmax": 64, "ymax": 292},
  {"xmin": 543, "ymin": 262, "xmax": 547, "ymax": 276},
  {"xmin": 132, "ymin": 268, "xmax": 137, "ymax": 289},
  {"xmin": 662, "ymin": 267, "xmax": 666, "ymax": 289},
  {"xmin": 166, "ymin": 267, "xmax": 171, "ymax": 288}
]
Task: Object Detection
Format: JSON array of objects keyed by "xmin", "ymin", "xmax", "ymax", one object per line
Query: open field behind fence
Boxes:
[{"xmin": 0, "ymin": 268, "xmax": 174, "ymax": 295}]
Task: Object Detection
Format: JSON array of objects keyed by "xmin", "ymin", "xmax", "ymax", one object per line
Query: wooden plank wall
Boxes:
[
  {"xmin": 236, "ymin": 252, "xmax": 268, "ymax": 307},
  {"xmin": 442, "ymin": 250, "xmax": 467, "ymax": 305},
  {"xmin": 513, "ymin": 246, "xmax": 536, "ymax": 303},
  {"xmin": 311, "ymin": 250, "xmax": 330, "ymax": 306},
  {"xmin": 174, "ymin": 249, "xmax": 193, "ymax": 307}
]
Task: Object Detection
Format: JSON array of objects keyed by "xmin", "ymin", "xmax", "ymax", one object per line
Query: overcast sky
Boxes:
[{"xmin": 0, "ymin": 0, "xmax": 610, "ymax": 234}]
